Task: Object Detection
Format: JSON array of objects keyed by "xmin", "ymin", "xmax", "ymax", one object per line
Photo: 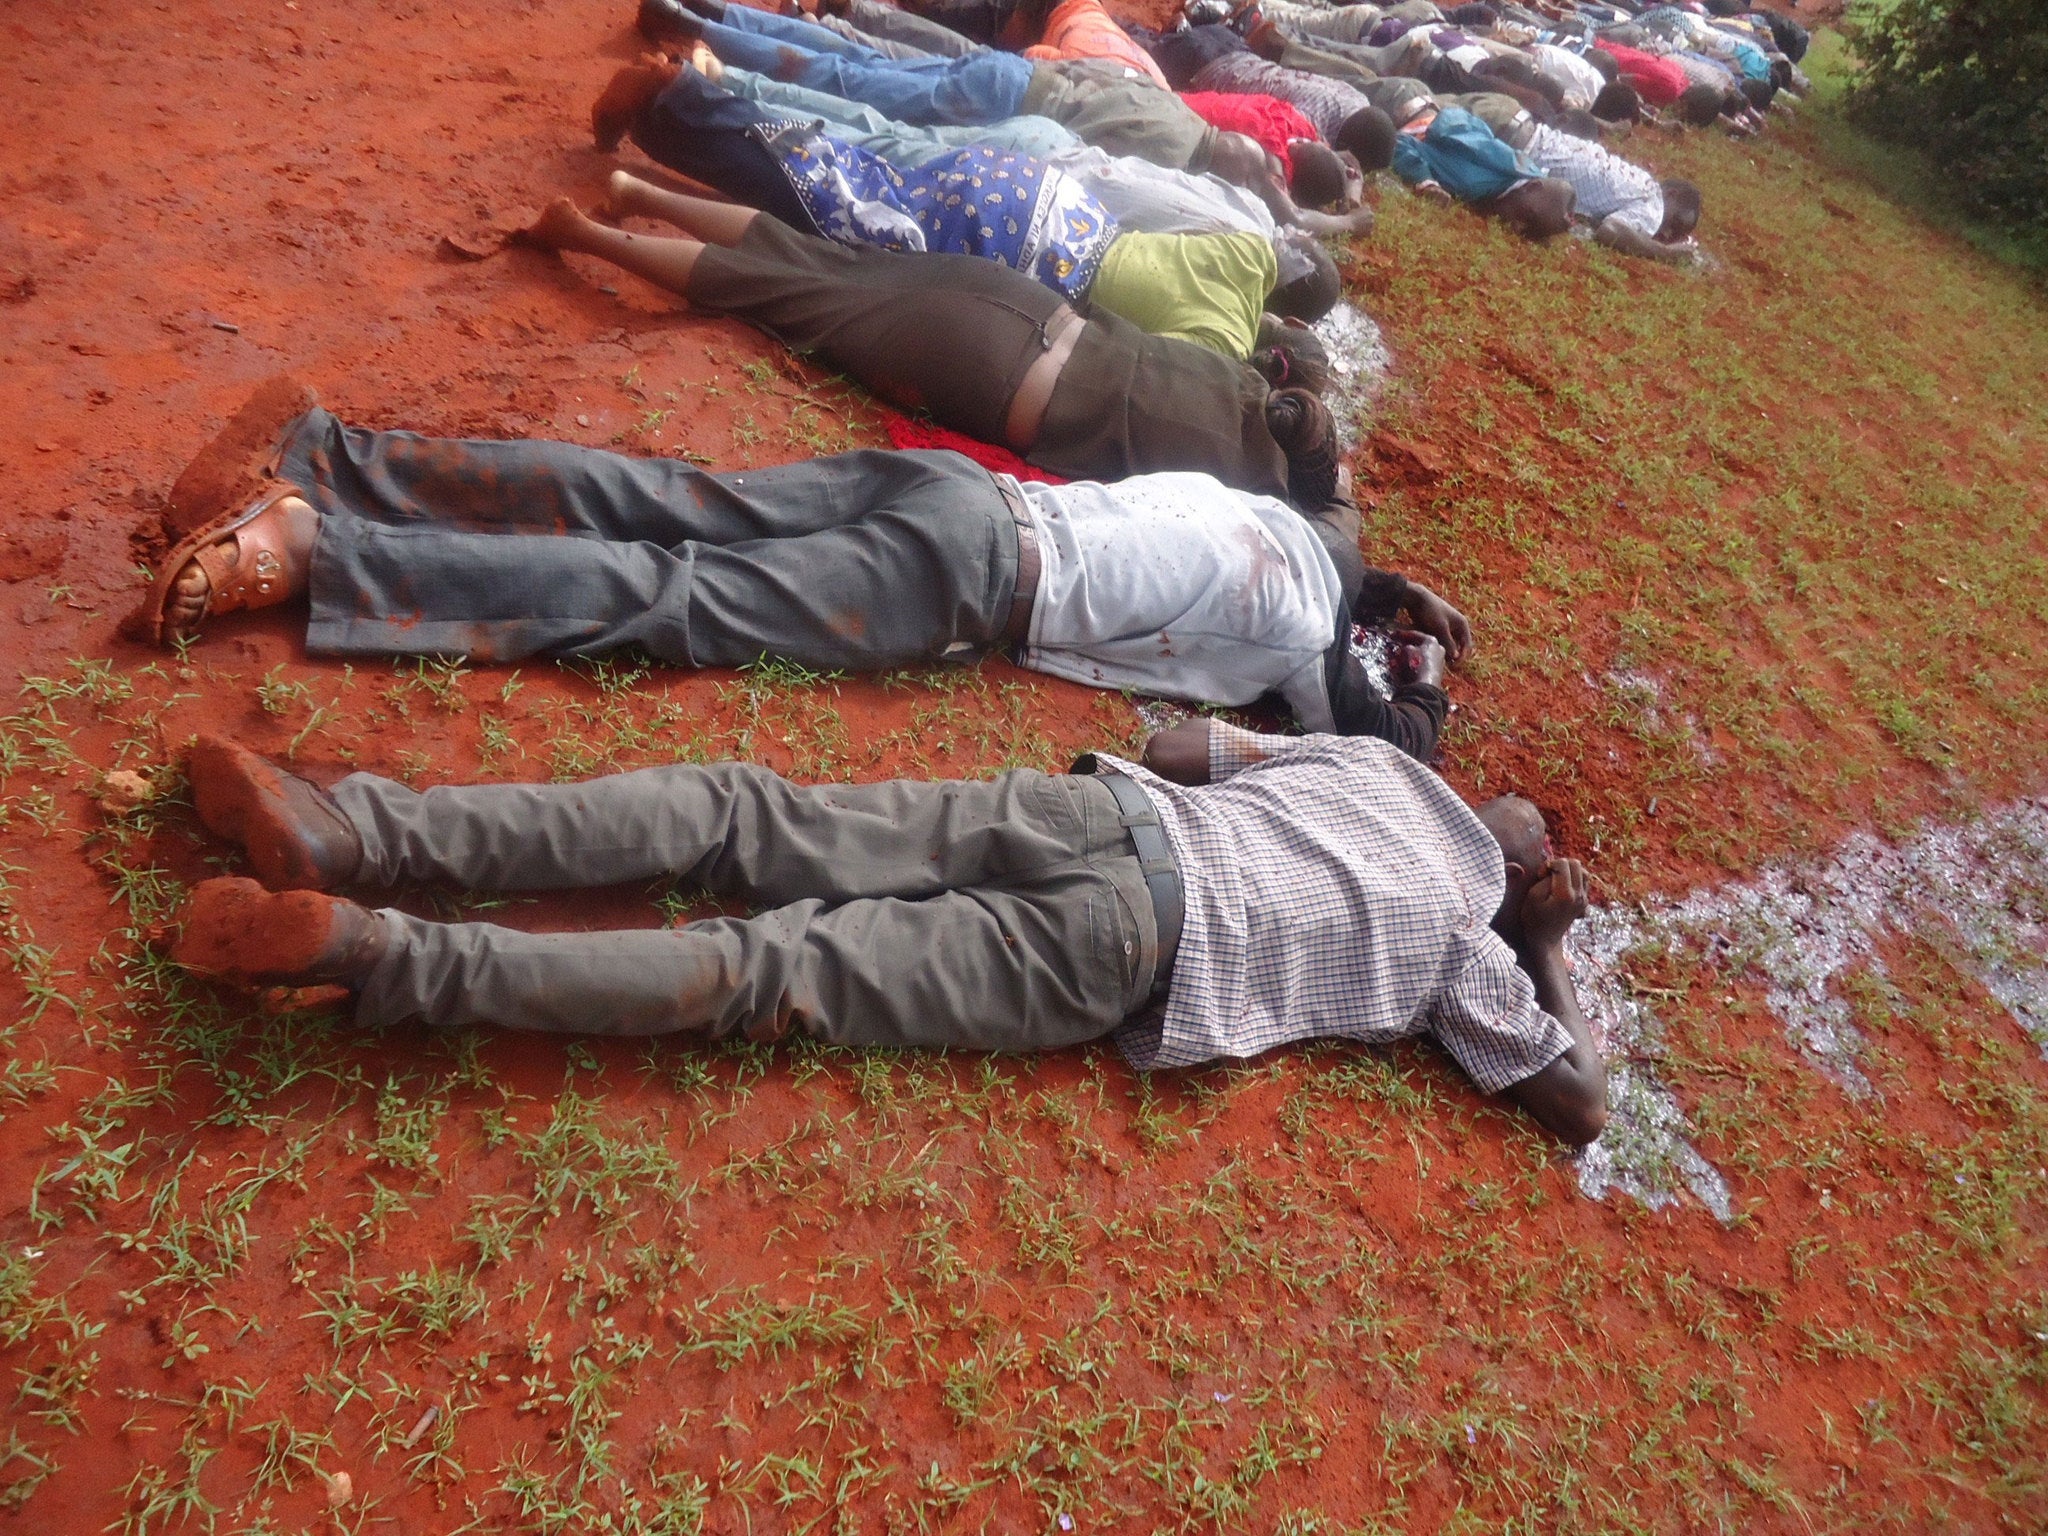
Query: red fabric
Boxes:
[
  {"xmin": 1600, "ymin": 43, "xmax": 1688, "ymax": 106},
  {"xmin": 882, "ymin": 412, "xmax": 1068, "ymax": 485},
  {"xmin": 1178, "ymin": 89, "xmax": 1320, "ymax": 178}
]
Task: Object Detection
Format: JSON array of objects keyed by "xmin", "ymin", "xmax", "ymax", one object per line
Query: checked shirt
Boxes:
[{"xmin": 1099, "ymin": 729, "xmax": 1571, "ymax": 1093}]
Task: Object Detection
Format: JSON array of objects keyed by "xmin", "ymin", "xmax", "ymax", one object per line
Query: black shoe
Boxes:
[{"xmin": 638, "ymin": 0, "xmax": 716, "ymax": 41}]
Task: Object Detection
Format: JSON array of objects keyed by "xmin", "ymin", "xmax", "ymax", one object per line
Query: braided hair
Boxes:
[{"xmin": 1264, "ymin": 387, "xmax": 1341, "ymax": 509}]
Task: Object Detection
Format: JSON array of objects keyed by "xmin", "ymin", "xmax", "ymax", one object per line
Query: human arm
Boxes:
[
  {"xmin": 1326, "ymin": 520, "xmax": 1472, "ymax": 666},
  {"xmin": 1499, "ymin": 859, "xmax": 1608, "ymax": 1145},
  {"xmin": 1593, "ymin": 213, "xmax": 1698, "ymax": 265},
  {"xmin": 1395, "ymin": 580, "xmax": 1471, "ymax": 664},
  {"xmin": 1138, "ymin": 718, "xmax": 1317, "ymax": 785},
  {"xmin": 1290, "ymin": 202, "xmax": 1377, "ymax": 236}
]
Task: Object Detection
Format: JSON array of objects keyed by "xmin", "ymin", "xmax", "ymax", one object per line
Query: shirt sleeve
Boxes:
[
  {"xmin": 1207, "ymin": 721, "xmax": 1313, "ymax": 781},
  {"xmin": 1428, "ymin": 930, "xmax": 1575, "ymax": 1094}
]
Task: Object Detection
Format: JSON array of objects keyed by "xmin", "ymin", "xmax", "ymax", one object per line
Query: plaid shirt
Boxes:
[{"xmin": 1100, "ymin": 728, "xmax": 1572, "ymax": 1092}]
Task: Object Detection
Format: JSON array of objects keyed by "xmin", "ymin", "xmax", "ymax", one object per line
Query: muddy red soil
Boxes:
[{"xmin": 3, "ymin": 2, "xmax": 2046, "ymax": 1533}]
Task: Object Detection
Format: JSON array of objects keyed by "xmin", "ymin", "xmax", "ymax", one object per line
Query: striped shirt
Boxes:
[{"xmin": 1101, "ymin": 729, "xmax": 1573, "ymax": 1091}]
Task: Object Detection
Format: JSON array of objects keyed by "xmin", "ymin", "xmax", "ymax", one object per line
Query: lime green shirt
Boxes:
[{"xmin": 1087, "ymin": 230, "xmax": 1276, "ymax": 361}]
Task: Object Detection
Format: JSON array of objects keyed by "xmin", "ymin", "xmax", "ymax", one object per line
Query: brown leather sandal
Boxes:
[{"xmin": 129, "ymin": 480, "xmax": 307, "ymax": 647}]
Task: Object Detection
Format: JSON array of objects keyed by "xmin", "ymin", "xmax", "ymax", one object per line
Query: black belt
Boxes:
[{"xmin": 1090, "ymin": 767, "xmax": 1183, "ymax": 999}]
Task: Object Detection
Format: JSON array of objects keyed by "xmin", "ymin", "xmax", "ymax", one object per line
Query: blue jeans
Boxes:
[{"xmin": 699, "ymin": 6, "xmax": 1034, "ymax": 125}]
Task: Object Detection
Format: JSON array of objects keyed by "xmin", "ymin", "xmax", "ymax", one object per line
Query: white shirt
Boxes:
[
  {"xmin": 1011, "ymin": 473, "xmax": 1343, "ymax": 730},
  {"xmin": 1529, "ymin": 42, "xmax": 1607, "ymax": 110}
]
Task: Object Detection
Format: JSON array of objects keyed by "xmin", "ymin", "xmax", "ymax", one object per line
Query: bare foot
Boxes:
[
  {"xmin": 166, "ymin": 494, "xmax": 317, "ymax": 638},
  {"xmin": 524, "ymin": 196, "xmax": 596, "ymax": 251},
  {"xmin": 687, "ymin": 40, "xmax": 723, "ymax": 81},
  {"xmin": 605, "ymin": 169, "xmax": 658, "ymax": 222}
]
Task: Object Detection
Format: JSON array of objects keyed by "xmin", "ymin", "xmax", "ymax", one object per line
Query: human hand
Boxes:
[
  {"xmin": 1520, "ymin": 857, "xmax": 1589, "ymax": 951},
  {"xmin": 1387, "ymin": 629, "xmax": 1446, "ymax": 689},
  {"xmin": 1401, "ymin": 580, "xmax": 1472, "ymax": 664}
]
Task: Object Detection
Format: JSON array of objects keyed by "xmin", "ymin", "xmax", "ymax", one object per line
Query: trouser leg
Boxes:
[
  {"xmin": 279, "ymin": 405, "xmax": 977, "ymax": 544},
  {"xmin": 699, "ymin": 14, "xmax": 1016, "ymax": 125},
  {"xmin": 348, "ymin": 772, "xmax": 1158, "ymax": 1049},
  {"xmin": 846, "ymin": 0, "xmax": 981, "ymax": 56},
  {"xmin": 682, "ymin": 221, "xmax": 1061, "ymax": 444},
  {"xmin": 814, "ymin": 13, "xmax": 935, "ymax": 61},
  {"xmin": 891, "ymin": 0, "xmax": 1011, "ymax": 46},
  {"xmin": 284, "ymin": 420, "xmax": 1018, "ymax": 667},
  {"xmin": 336, "ymin": 762, "xmax": 1108, "ymax": 902}
]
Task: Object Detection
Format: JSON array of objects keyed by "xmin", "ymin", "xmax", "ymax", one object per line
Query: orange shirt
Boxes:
[{"xmin": 1023, "ymin": 0, "xmax": 1172, "ymax": 91}]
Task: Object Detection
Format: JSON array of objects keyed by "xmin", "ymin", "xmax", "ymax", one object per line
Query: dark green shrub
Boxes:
[{"xmin": 1844, "ymin": 0, "xmax": 2048, "ymax": 231}]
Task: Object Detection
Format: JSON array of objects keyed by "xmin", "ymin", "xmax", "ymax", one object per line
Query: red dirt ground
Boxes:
[{"xmin": 2, "ymin": 1, "xmax": 2044, "ymax": 1533}]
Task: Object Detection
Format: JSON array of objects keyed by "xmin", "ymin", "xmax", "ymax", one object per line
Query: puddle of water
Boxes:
[
  {"xmin": 1312, "ymin": 301, "xmax": 1392, "ymax": 450},
  {"xmin": 1568, "ymin": 797, "xmax": 2048, "ymax": 1220}
]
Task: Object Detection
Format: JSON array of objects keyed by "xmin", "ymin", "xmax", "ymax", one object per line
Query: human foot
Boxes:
[
  {"xmin": 170, "ymin": 877, "xmax": 386, "ymax": 986},
  {"xmin": 604, "ymin": 168, "xmax": 661, "ymax": 222},
  {"xmin": 523, "ymin": 196, "xmax": 599, "ymax": 251},
  {"xmin": 165, "ymin": 486, "xmax": 316, "ymax": 638},
  {"xmin": 186, "ymin": 734, "xmax": 364, "ymax": 891},
  {"xmin": 686, "ymin": 40, "xmax": 723, "ymax": 81}
]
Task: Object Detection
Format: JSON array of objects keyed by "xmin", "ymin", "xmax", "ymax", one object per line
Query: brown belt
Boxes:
[{"xmin": 996, "ymin": 476, "xmax": 1041, "ymax": 646}]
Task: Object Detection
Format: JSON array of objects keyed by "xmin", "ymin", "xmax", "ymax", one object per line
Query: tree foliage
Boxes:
[{"xmin": 1845, "ymin": 0, "xmax": 2048, "ymax": 230}]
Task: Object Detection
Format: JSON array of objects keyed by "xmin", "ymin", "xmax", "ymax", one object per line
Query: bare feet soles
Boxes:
[{"xmin": 163, "ymin": 492, "xmax": 318, "ymax": 640}]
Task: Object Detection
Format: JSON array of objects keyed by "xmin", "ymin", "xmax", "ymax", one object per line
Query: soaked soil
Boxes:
[{"xmin": 3, "ymin": 2, "xmax": 2045, "ymax": 1532}]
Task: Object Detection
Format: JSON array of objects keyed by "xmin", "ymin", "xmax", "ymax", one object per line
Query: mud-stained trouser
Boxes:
[
  {"xmin": 332, "ymin": 763, "xmax": 1159, "ymax": 1048},
  {"xmin": 273, "ymin": 407, "xmax": 1020, "ymax": 670}
]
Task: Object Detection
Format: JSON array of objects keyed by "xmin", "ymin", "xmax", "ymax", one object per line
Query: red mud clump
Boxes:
[{"xmin": 167, "ymin": 876, "xmax": 373, "ymax": 983}]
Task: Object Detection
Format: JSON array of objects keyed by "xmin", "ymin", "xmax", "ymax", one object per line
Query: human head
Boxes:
[
  {"xmin": 1205, "ymin": 131, "xmax": 1274, "ymax": 193},
  {"xmin": 1268, "ymin": 234, "xmax": 1341, "ymax": 324},
  {"xmin": 1251, "ymin": 314, "xmax": 1332, "ymax": 397},
  {"xmin": 1486, "ymin": 177, "xmax": 1575, "ymax": 241},
  {"xmin": 1333, "ymin": 107, "xmax": 1397, "ymax": 173},
  {"xmin": 1554, "ymin": 107, "xmax": 1601, "ymax": 142},
  {"xmin": 1592, "ymin": 80, "xmax": 1641, "ymax": 123},
  {"xmin": 1475, "ymin": 794, "xmax": 1551, "ymax": 934},
  {"xmin": 1657, "ymin": 179, "xmax": 1702, "ymax": 241},
  {"xmin": 1264, "ymin": 387, "xmax": 1340, "ymax": 507},
  {"xmin": 1585, "ymin": 48, "xmax": 1620, "ymax": 84},
  {"xmin": 1741, "ymin": 76, "xmax": 1776, "ymax": 111},
  {"xmin": 1675, "ymin": 83, "xmax": 1727, "ymax": 128},
  {"xmin": 1287, "ymin": 139, "xmax": 1351, "ymax": 210}
]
